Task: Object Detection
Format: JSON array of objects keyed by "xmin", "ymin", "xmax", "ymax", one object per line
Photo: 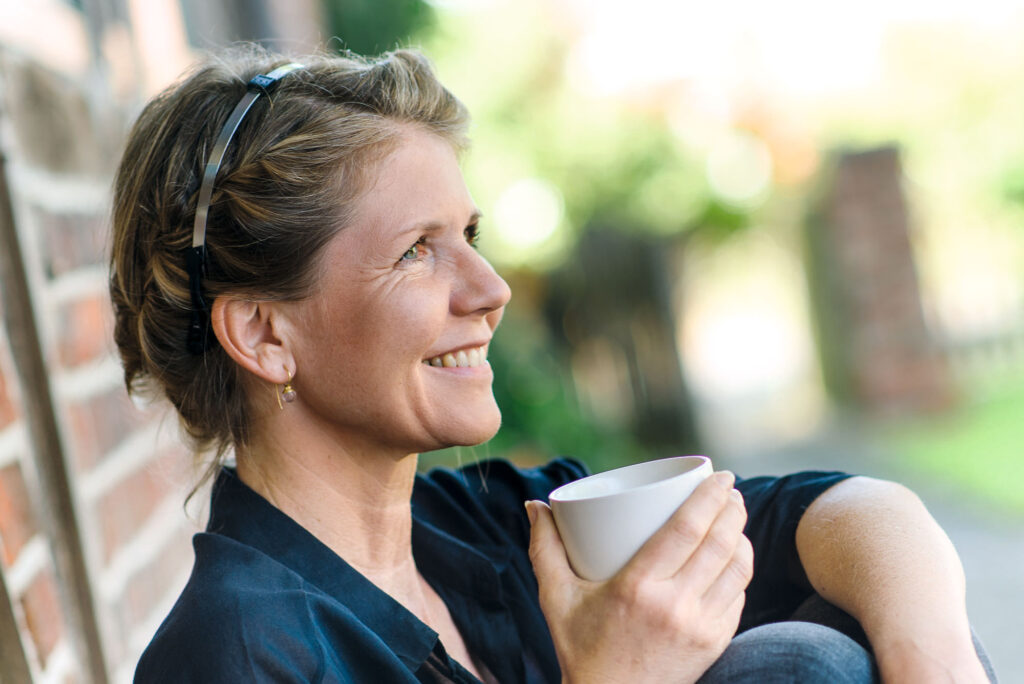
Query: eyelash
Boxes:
[
  {"xmin": 400, "ymin": 237, "xmax": 426, "ymax": 262},
  {"xmin": 399, "ymin": 224, "xmax": 481, "ymax": 263}
]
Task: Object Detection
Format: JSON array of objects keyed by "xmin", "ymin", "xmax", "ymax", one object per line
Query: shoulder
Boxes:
[
  {"xmin": 737, "ymin": 470, "xmax": 853, "ymax": 520},
  {"xmin": 134, "ymin": 534, "xmax": 330, "ymax": 683}
]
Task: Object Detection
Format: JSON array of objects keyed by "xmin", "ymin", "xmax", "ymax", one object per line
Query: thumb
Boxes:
[{"xmin": 526, "ymin": 500, "xmax": 575, "ymax": 586}]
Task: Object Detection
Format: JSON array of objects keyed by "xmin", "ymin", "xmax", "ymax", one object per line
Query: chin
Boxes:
[{"xmin": 437, "ymin": 405, "xmax": 502, "ymax": 449}]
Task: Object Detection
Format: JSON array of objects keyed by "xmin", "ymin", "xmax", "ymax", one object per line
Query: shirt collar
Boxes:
[{"xmin": 206, "ymin": 467, "xmax": 442, "ymax": 671}]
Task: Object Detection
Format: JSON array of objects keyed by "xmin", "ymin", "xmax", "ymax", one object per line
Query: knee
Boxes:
[{"xmin": 699, "ymin": 621, "xmax": 878, "ymax": 684}]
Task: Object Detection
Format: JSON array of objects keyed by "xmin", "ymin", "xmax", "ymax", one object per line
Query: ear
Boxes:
[{"xmin": 210, "ymin": 297, "xmax": 293, "ymax": 384}]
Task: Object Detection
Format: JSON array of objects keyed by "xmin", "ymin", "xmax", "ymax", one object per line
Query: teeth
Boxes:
[{"xmin": 423, "ymin": 345, "xmax": 488, "ymax": 368}]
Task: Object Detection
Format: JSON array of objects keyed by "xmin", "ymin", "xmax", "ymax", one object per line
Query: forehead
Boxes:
[{"xmin": 350, "ymin": 128, "xmax": 474, "ymax": 237}]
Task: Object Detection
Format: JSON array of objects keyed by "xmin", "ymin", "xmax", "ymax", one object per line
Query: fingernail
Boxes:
[
  {"xmin": 729, "ymin": 488, "xmax": 743, "ymax": 503},
  {"xmin": 713, "ymin": 471, "xmax": 734, "ymax": 488},
  {"xmin": 525, "ymin": 501, "xmax": 537, "ymax": 526}
]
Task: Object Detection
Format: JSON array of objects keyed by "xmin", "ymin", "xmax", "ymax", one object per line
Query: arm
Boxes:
[{"xmin": 795, "ymin": 476, "xmax": 989, "ymax": 683}]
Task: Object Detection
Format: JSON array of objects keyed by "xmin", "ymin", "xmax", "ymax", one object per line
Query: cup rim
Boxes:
[{"xmin": 548, "ymin": 455, "xmax": 710, "ymax": 503}]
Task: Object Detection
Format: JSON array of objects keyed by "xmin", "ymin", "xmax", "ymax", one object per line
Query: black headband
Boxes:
[{"xmin": 186, "ymin": 62, "xmax": 305, "ymax": 355}]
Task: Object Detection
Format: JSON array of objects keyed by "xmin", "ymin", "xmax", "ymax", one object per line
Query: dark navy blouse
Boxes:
[{"xmin": 134, "ymin": 459, "xmax": 850, "ymax": 683}]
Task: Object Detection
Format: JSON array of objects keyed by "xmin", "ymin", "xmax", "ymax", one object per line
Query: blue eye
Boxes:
[{"xmin": 400, "ymin": 237, "xmax": 426, "ymax": 262}]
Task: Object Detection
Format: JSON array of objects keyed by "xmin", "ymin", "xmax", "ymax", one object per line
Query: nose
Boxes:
[{"xmin": 451, "ymin": 245, "xmax": 511, "ymax": 316}]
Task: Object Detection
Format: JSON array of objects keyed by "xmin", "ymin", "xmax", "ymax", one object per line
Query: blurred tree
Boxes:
[
  {"xmin": 322, "ymin": 0, "xmax": 434, "ymax": 55},
  {"xmin": 284, "ymin": 0, "xmax": 755, "ymax": 469},
  {"xmin": 418, "ymin": 2, "xmax": 736, "ymax": 467},
  {"xmin": 546, "ymin": 230, "xmax": 701, "ymax": 456}
]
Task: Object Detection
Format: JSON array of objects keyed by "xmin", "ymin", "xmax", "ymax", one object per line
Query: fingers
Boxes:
[
  {"xmin": 674, "ymin": 487, "xmax": 750, "ymax": 600},
  {"xmin": 698, "ymin": 530, "xmax": 753, "ymax": 616},
  {"xmin": 720, "ymin": 588, "xmax": 747, "ymax": 643},
  {"xmin": 625, "ymin": 471, "xmax": 736, "ymax": 579},
  {"xmin": 526, "ymin": 501, "xmax": 576, "ymax": 591}
]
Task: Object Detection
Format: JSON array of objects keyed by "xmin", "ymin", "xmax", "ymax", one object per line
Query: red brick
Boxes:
[
  {"xmin": 96, "ymin": 460, "xmax": 178, "ymax": 564},
  {"xmin": 21, "ymin": 568, "xmax": 64, "ymax": 668},
  {"xmin": 65, "ymin": 388, "xmax": 154, "ymax": 472},
  {"xmin": 0, "ymin": 362, "xmax": 19, "ymax": 430},
  {"xmin": 54, "ymin": 294, "xmax": 115, "ymax": 367},
  {"xmin": 0, "ymin": 462, "xmax": 39, "ymax": 566},
  {"xmin": 33, "ymin": 206, "xmax": 107, "ymax": 279}
]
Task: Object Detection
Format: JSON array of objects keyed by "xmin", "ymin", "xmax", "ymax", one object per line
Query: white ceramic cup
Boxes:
[{"xmin": 548, "ymin": 456, "xmax": 713, "ymax": 581}]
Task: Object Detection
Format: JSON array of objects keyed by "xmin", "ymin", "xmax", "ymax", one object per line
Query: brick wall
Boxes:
[
  {"xmin": 1, "ymin": 324, "xmax": 68, "ymax": 681},
  {"xmin": 0, "ymin": 4, "xmax": 201, "ymax": 682},
  {"xmin": 0, "ymin": 2, "xmax": 356, "ymax": 681}
]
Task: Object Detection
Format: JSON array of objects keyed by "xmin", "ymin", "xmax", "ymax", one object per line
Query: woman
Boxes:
[{"xmin": 111, "ymin": 46, "xmax": 994, "ymax": 682}]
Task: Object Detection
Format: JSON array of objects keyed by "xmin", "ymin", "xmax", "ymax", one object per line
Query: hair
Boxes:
[{"xmin": 109, "ymin": 44, "xmax": 469, "ymax": 490}]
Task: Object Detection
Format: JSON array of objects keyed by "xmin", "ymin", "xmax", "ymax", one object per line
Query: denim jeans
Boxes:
[{"xmin": 697, "ymin": 595, "xmax": 998, "ymax": 683}]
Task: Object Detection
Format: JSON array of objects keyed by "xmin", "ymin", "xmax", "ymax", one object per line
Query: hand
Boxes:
[{"xmin": 527, "ymin": 471, "xmax": 753, "ymax": 684}]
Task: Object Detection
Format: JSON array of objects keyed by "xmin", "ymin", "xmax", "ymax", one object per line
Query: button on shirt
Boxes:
[{"xmin": 135, "ymin": 459, "xmax": 850, "ymax": 682}]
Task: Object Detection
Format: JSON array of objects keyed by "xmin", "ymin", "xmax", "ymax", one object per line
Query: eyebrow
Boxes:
[{"xmin": 395, "ymin": 210, "xmax": 483, "ymax": 239}]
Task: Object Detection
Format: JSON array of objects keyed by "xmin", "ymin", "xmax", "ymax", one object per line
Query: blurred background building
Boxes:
[{"xmin": 0, "ymin": 0, "xmax": 1022, "ymax": 681}]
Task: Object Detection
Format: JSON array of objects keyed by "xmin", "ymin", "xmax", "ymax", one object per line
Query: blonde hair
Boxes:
[{"xmin": 109, "ymin": 45, "xmax": 468, "ymax": 487}]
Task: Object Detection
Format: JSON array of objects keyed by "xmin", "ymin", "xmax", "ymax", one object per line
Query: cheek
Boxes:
[{"xmin": 326, "ymin": 284, "xmax": 450, "ymax": 364}]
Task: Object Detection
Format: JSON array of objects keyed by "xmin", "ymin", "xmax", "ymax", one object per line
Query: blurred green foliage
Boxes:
[
  {"xmin": 402, "ymin": 5, "xmax": 1024, "ymax": 512},
  {"xmin": 883, "ymin": 380, "xmax": 1024, "ymax": 514},
  {"xmin": 322, "ymin": 0, "xmax": 434, "ymax": 55},
  {"xmin": 322, "ymin": 0, "xmax": 662, "ymax": 474},
  {"xmin": 408, "ymin": 2, "xmax": 717, "ymax": 471},
  {"xmin": 327, "ymin": 3, "xmax": 1024, "ymax": 495},
  {"xmin": 423, "ymin": 1, "xmax": 730, "ymax": 253}
]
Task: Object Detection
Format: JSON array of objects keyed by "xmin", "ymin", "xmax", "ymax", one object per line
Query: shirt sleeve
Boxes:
[{"xmin": 735, "ymin": 471, "xmax": 853, "ymax": 632}]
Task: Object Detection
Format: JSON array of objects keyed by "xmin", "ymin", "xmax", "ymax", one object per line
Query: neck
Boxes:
[
  {"xmin": 235, "ymin": 398, "xmax": 479, "ymax": 670},
  {"xmin": 235, "ymin": 414, "xmax": 421, "ymax": 591}
]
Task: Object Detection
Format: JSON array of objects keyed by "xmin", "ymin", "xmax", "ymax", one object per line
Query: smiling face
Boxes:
[{"xmin": 284, "ymin": 126, "xmax": 511, "ymax": 457}]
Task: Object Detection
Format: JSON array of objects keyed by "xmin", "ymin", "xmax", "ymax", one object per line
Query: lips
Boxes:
[{"xmin": 423, "ymin": 344, "xmax": 488, "ymax": 368}]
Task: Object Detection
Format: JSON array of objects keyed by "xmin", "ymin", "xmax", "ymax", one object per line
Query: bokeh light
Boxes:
[
  {"xmin": 489, "ymin": 177, "xmax": 568, "ymax": 267},
  {"xmin": 705, "ymin": 131, "xmax": 773, "ymax": 208}
]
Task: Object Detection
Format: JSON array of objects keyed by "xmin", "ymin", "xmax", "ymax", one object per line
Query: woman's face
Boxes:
[{"xmin": 286, "ymin": 127, "xmax": 511, "ymax": 456}]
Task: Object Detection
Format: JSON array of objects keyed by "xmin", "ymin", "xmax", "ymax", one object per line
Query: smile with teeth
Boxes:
[{"xmin": 423, "ymin": 345, "xmax": 488, "ymax": 368}]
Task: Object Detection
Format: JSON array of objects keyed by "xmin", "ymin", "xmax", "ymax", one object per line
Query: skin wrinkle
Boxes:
[
  {"xmin": 230, "ymin": 125, "xmax": 509, "ymax": 546},
  {"xmin": 287, "ymin": 135, "xmax": 500, "ymax": 450},
  {"xmin": 117, "ymin": 49, "xmax": 992, "ymax": 684},
  {"xmin": 214, "ymin": 127, "xmax": 505, "ymax": 680},
  {"xmin": 112, "ymin": 49, "xmax": 463, "ymax": 494},
  {"xmin": 114, "ymin": 48, "xmax": 491, "ymax": 676}
]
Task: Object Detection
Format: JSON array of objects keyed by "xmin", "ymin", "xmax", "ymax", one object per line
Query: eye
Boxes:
[
  {"xmin": 400, "ymin": 236, "xmax": 426, "ymax": 262},
  {"xmin": 465, "ymin": 223, "xmax": 481, "ymax": 248}
]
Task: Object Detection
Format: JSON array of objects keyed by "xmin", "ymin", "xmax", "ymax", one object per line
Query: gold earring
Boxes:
[
  {"xmin": 281, "ymin": 371, "xmax": 296, "ymax": 404},
  {"xmin": 276, "ymin": 371, "xmax": 296, "ymax": 410}
]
